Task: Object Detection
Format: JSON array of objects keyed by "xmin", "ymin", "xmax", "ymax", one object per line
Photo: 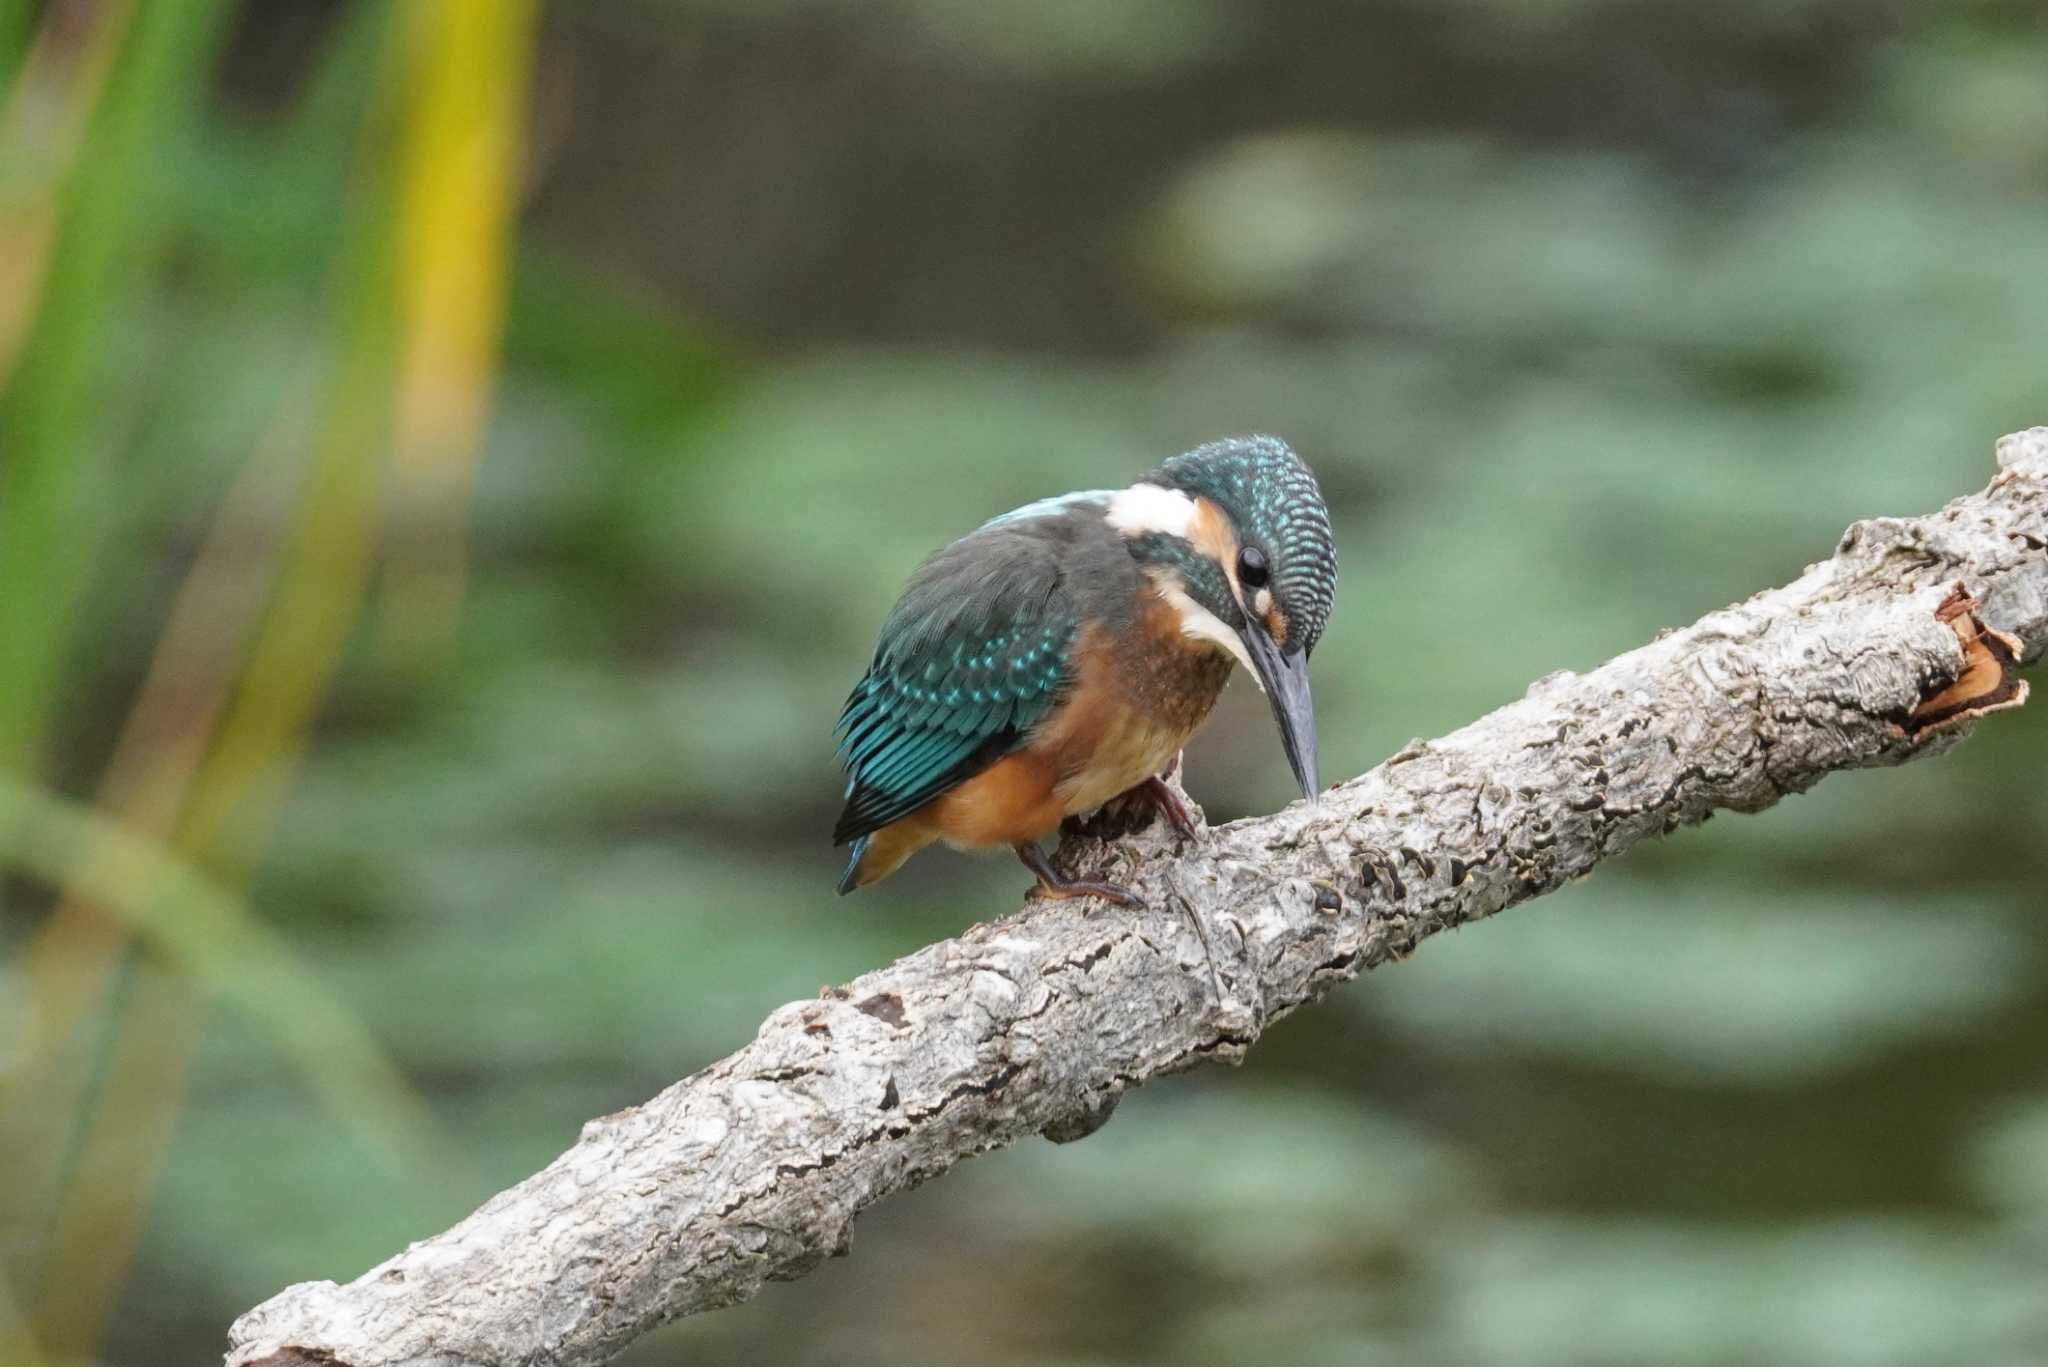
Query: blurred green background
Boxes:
[{"xmin": 2, "ymin": 1, "xmax": 2046, "ymax": 1364}]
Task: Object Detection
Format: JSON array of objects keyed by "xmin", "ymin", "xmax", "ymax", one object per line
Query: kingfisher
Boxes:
[{"xmin": 833, "ymin": 435, "xmax": 1337, "ymax": 907}]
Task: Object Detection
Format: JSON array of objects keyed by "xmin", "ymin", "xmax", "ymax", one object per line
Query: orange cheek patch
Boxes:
[
  {"xmin": 1265, "ymin": 606, "xmax": 1290, "ymax": 647},
  {"xmin": 1189, "ymin": 497, "xmax": 1238, "ymax": 569}
]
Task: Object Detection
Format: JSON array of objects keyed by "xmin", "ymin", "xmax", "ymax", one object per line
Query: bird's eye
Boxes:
[{"xmin": 1237, "ymin": 545, "xmax": 1270, "ymax": 589}]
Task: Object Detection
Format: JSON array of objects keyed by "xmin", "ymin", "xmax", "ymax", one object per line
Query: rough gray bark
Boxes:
[{"xmin": 227, "ymin": 430, "xmax": 2048, "ymax": 1367}]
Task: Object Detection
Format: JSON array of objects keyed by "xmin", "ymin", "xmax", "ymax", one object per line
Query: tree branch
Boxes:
[{"xmin": 226, "ymin": 429, "xmax": 2048, "ymax": 1367}]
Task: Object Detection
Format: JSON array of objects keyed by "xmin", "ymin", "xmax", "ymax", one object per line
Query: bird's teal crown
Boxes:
[{"xmin": 1147, "ymin": 435, "xmax": 1337, "ymax": 652}]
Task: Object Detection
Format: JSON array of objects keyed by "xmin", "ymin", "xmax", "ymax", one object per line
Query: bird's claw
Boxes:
[
  {"xmin": 1016, "ymin": 840, "xmax": 1145, "ymax": 908},
  {"xmin": 1025, "ymin": 877, "xmax": 1145, "ymax": 910},
  {"xmin": 1069, "ymin": 772, "xmax": 1202, "ymax": 845},
  {"xmin": 1138, "ymin": 775, "xmax": 1200, "ymax": 844}
]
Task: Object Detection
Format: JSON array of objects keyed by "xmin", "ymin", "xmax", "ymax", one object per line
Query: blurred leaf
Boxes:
[
  {"xmin": 1964, "ymin": 1098, "xmax": 2048, "ymax": 1218},
  {"xmin": 640, "ymin": 355, "xmax": 1148, "ymax": 632},
  {"xmin": 990, "ymin": 1086, "xmax": 1476, "ymax": 1272},
  {"xmin": 1360, "ymin": 871, "xmax": 2030, "ymax": 1083},
  {"xmin": 0, "ymin": 0, "xmax": 231, "ymax": 774},
  {"xmin": 1430, "ymin": 1217, "xmax": 2034, "ymax": 1367},
  {"xmin": 0, "ymin": 779, "xmax": 439, "ymax": 1161},
  {"xmin": 0, "ymin": 1266, "xmax": 47, "ymax": 1367},
  {"xmin": 143, "ymin": 1063, "xmax": 559, "ymax": 1316},
  {"xmin": 635, "ymin": 0, "xmax": 1240, "ymax": 75},
  {"xmin": 1870, "ymin": 25, "xmax": 2048, "ymax": 181},
  {"xmin": 0, "ymin": 0, "xmax": 29, "ymax": 96}
]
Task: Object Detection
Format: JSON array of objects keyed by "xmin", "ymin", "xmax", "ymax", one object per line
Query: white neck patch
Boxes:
[
  {"xmin": 1106, "ymin": 482, "xmax": 1198, "ymax": 539},
  {"xmin": 1150, "ymin": 574, "xmax": 1258, "ymax": 684}
]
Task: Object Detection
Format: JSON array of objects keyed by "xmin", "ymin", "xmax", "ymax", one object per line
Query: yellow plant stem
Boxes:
[{"xmin": 380, "ymin": 0, "xmax": 539, "ymax": 672}]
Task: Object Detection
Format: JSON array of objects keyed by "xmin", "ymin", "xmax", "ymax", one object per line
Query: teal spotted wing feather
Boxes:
[{"xmin": 833, "ymin": 522, "xmax": 1082, "ymax": 849}]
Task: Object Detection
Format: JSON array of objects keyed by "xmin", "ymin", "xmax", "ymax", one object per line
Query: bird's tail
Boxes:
[
  {"xmin": 835, "ymin": 821, "xmax": 931, "ymax": 894},
  {"xmin": 835, "ymin": 838, "xmax": 871, "ymax": 896}
]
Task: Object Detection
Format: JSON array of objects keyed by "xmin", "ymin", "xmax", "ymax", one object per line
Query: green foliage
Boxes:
[
  {"xmin": 0, "ymin": 779, "xmax": 438, "ymax": 1164},
  {"xmin": 0, "ymin": 0, "xmax": 233, "ymax": 773}
]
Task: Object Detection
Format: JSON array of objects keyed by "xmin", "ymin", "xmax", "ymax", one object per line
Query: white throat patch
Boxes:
[
  {"xmin": 1150, "ymin": 574, "xmax": 1258, "ymax": 684},
  {"xmin": 1106, "ymin": 482, "xmax": 1198, "ymax": 539}
]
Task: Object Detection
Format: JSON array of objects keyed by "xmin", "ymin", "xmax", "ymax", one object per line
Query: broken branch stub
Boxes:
[
  {"xmin": 226, "ymin": 429, "xmax": 2048, "ymax": 1367},
  {"xmin": 1905, "ymin": 585, "xmax": 2029, "ymax": 735}
]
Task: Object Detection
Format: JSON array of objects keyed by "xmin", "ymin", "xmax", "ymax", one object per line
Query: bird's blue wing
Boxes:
[{"xmin": 832, "ymin": 522, "xmax": 1082, "ymax": 845}]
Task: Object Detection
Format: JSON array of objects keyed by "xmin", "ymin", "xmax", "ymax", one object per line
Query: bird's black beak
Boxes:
[{"xmin": 1241, "ymin": 624, "xmax": 1320, "ymax": 802}]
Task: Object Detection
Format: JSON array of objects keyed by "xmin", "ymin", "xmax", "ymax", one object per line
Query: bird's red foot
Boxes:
[
  {"xmin": 1015, "ymin": 842, "xmax": 1145, "ymax": 909},
  {"xmin": 1132, "ymin": 774, "xmax": 1200, "ymax": 843},
  {"xmin": 1065, "ymin": 766, "xmax": 1202, "ymax": 844}
]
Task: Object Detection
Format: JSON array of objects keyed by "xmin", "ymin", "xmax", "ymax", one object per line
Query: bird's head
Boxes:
[{"xmin": 1109, "ymin": 435, "xmax": 1337, "ymax": 801}]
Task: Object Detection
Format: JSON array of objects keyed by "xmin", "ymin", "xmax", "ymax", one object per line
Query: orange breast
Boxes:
[
  {"xmin": 1037, "ymin": 607, "xmax": 1234, "ymax": 817},
  {"xmin": 914, "ymin": 592, "xmax": 1235, "ymax": 852},
  {"xmin": 922, "ymin": 749, "xmax": 1068, "ymax": 849}
]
